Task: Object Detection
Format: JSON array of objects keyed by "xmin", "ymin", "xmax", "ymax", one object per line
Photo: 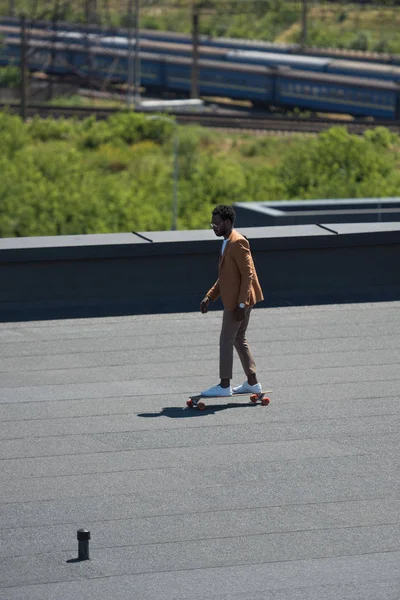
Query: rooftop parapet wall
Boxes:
[
  {"xmin": 0, "ymin": 223, "xmax": 399, "ymax": 321},
  {"xmin": 234, "ymin": 198, "xmax": 400, "ymax": 227}
]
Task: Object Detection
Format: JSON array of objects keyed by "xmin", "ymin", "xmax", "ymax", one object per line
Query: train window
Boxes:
[
  {"xmin": 296, "ymin": 84, "xmax": 301, "ymax": 92},
  {"xmin": 313, "ymin": 87, "xmax": 319, "ymax": 95}
]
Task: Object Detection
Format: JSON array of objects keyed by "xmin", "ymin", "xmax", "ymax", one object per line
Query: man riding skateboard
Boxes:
[{"xmin": 200, "ymin": 204, "xmax": 264, "ymax": 397}]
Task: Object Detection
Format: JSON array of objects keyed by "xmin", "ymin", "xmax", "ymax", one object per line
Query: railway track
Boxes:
[{"xmin": 2, "ymin": 103, "xmax": 400, "ymax": 134}]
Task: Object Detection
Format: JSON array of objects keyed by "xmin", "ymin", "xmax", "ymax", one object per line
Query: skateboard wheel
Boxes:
[
  {"xmin": 197, "ymin": 401, "xmax": 206, "ymax": 411},
  {"xmin": 187, "ymin": 399, "xmax": 194, "ymax": 408},
  {"xmin": 261, "ymin": 397, "xmax": 270, "ymax": 406},
  {"xmin": 250, "ymin": 394, "xmax": 258, "ymax": 403}
]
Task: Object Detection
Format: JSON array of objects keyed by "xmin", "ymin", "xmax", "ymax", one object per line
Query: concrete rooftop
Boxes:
[{"xmin": 0, "ymin": 301, "xmax": 400, "ymax": 600}]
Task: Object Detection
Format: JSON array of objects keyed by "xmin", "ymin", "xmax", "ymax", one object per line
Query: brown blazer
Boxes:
[{"xmin": 207, "ymin": 229, "xmax": 264, "ymax": 311}]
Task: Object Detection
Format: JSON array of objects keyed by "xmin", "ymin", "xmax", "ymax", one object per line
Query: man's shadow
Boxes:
[{"xmin": 138, "ymin": 402, "xmax": 260, "ymax": 418}]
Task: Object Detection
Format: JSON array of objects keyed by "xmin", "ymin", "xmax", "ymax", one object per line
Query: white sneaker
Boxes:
[
  {"xmin": 232, "ymin": 381, "xmax": 262, "ymax": 394},
  {"xmin": 201, "ymin": 384, "xmax": 233, "ymax": 397}
]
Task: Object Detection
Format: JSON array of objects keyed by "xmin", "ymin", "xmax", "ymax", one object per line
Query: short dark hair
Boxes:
[{"xmin": 212, "ymin": 205, "xmax": 236, "ymax": 224}]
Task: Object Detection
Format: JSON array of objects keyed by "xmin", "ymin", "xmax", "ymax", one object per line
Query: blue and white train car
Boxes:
[
  {"xmin": 225, "ymin": 49, "xmax": 331, "ymax": 72},
  {"xmin": 326, "ymin": 59, "xmax": 400, "ymax": 82},
  {"xmin": 66, "ymin": 45, "xmax": 167, "ymax": 89},
  {"xmin": 275, "ymin": 69, "xmax": 399, "ymax": 119},
  {"xmin": 0, "ymin": 24, "xmax": 233, "ymax": 61},
  {"xmin": 0, "ymin": 16, "xmax": 298, "ymax": 53},
  {"xmin": 47, "ymin": 43, "xmax": 273, "ymax": 103},
  {"xmin": 163, "ymin": 56, "xmax": 273, "ymax": 102},
  {"xmin": 2, "ymin": 34, "xmax": 400, "ymax": 119},
  {"xmin": 0, "ymin": 37, "xmax": 74, "ymax": 75}
]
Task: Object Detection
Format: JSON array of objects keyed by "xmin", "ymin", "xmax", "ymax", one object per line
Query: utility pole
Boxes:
[
  {"xmin": 48, "ymin": 1, "xmax": 60, "ymax": 101},
  {"xmin": 85, "ymin": 0, "xmax": 98, "ymax": 24},
  {"xmin": 127, "ymin": 0, "xmax": 134, "ymax": 108},
  {"xmin": 20, "ymin": 14, "xmax": 28, "ymax": 121},
  {"xmin": 134, "ymin": 0, "xmax": 141, "ymax": 107},
  {"xmin": 85, "ymin": 0, "xmax": 94, "ymax": 98},
  {"xmin": 172, "ymin": 129, "xmax": 179, "ymax": 230},
  {"xmin": 191, "ymin": 4, "xmax": 199, "ymax": 99},
  {"xmin": 301, "ymin": 0, "xmax": 308, "ymax": 48}
]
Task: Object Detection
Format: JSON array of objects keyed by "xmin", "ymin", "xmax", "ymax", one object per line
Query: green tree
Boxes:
[{"xmin": 279, "ymin": 127, "xmax": 400, "ymax": 199}]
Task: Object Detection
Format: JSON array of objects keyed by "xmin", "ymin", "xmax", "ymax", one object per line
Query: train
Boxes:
[
  {"xmin": 1, "ymin": 15, "xmax": 400, "ymax": 65},
  {"xmin": 2, "ymin": 22, "xmax": 400, "ymax": 85},
  {"xmin": 1, "ymin": 36, "xmax": 399, "ymax": 119}
]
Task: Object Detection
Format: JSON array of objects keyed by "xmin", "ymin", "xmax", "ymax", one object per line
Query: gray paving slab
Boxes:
[{"xmin": 1, "ymin": 302, "xmax": 400, "ymax": 599}]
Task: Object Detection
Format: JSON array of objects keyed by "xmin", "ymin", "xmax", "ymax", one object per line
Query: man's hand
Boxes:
[
  {"xmin": 234, "ymin": 305, "xmax": 246, "ymax": 322},
  {"xmin": 200, "ymin": 296, "xmax": 210, "ymax": 314}
]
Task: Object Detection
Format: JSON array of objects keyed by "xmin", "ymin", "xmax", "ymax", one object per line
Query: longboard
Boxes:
[{"xmin": 186, "ymin": 390, "xmax": 272, "ymax": 411}]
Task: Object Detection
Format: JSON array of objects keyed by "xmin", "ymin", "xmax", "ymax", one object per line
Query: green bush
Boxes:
[
  {"xmin": 349, "ymin": 31, "xmax": 371, "ymax": 51},
  {"xmin": 79, "ymin": 118, "xmax": 115, "ymax": 149},
  {"xmin": 0, "ymin": 110, "xmax": 29, "ymax": 156},
  {"xmin": 47, "ymin": 94, "xmax": 87, "ymax": 107},
  {"xmin": 0, "ymin": 65, "xmax": 20, "ymax": 88},
  {"xmin": 27, "ymin": 116, "xmax": 78, "ymax": 141},
  {"xmin": 78, "ymin": 112, "xmax": 175, "ymax": 149},
  {"xmin": 279, "ymin": 126, "xmax": 400, "ymax": 199}
]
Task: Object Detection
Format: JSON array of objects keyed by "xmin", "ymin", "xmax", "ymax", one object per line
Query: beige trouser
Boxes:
[{"xmin": 219, "ymin": 306, "xmax": 256, "ymax": 380}]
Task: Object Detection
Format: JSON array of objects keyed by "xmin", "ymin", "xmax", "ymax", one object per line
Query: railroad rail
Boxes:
[{"xmin": 2, "ymin": 103, "xmax": 400, "ymax": 134}]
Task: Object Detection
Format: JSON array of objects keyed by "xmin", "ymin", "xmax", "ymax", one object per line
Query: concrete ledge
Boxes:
[
  {"xmin": 234, "ymin": 198, "xmax": 400, "ymax": 227},
  {"xmin": 0, "ymin": 223, "xmax": 399, "ymax": 321}
]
